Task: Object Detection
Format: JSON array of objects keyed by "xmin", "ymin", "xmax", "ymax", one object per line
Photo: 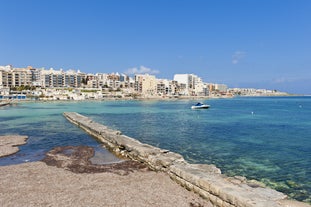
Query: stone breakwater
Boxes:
[
  {"xmin": 0, "ymin": 102, "xmax": 11, "ymax": 107},
  {"xmin": 63, "ymin": 112, "xmax": 310, "ymax": 207}
]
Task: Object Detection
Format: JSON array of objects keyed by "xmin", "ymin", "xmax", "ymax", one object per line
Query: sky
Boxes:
[{"xmin": 0, "ymin": 0, "xmax": 310, "ymax": 94}]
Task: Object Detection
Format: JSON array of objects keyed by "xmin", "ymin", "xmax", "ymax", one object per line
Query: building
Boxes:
[
  {"xmin": 119, "ymin": 73, "xmax": 134, "ymax": 88},
  {"xmin": 156, "ymin": 79, "xmax": 169, "ymax": 96},
  {"xmin": 135, "ymin": 74, "xmax": 157, "ymax": 97},
  {"xmin": 0, "ymin": 65, "xmax": 234, "ymax": 98},
  {"xmin": 194, "ymin": 82, "xmax": 209, "ymax": 96},
  {"xmin": 30, "ymin": 67, "xmax": 43, "ymax": 86},
  {"xmin": 0, "ymin": 65, "xmax": 32, "ymax": 88},
  {"xmin": 214, "ymin": 84, "xmax": 228, "ymax": 93},
  {"xmin": 41, "ymin": 68, "xmax": 83, "ymax": 88},
  {"xmin": 173, "ymin": 73, "xmax": 207, "ymax": 96},
  {"xmin": 173, "ymin": 74, "xmax": 191, "ymax": 95}
]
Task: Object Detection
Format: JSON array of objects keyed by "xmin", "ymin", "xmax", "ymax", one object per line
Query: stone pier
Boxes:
[{"xmin": 63, "ymin": 112, "xmax": 310, "ymax": 207}]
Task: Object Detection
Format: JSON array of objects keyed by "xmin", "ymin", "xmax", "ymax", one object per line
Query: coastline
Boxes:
[
  {"xmin": 0, "ymin": 101, "xmax": 12, "ymax": 107},
  {"xmin": 1, "ymin": 92, "xmax": 302, "ymax": 105},
  {"xmin": 1, "ymin": 97, "xmax": 310, "ymax": 206},
  {"xmin": 0, "ymin": 136, "xmax": 212, "ymax": 207}
]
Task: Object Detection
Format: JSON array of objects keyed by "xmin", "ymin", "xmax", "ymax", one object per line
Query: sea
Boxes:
[{"xmin": 0, "ymin": 96, "xmax": 310, "ymax": 203}]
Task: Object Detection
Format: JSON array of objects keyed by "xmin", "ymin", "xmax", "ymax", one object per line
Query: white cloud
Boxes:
[
  {"xmin": 272, "ymin": 77, "xmax": 299, "ymax": 84},
  {"xmin": 232, "ymin": 51, "xmax": 246, "ymax": 64},
  {"xmin": 124, "ymin": 66, "xmax": 160, "ymax": 75},
  {"xmin": 273, "ymin": 77, "xmax": 288, "ymax": 83}
]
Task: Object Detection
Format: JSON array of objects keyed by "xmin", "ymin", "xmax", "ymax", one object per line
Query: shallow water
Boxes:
[
  {"xmin": 0, "ymin": 102, "xmax": 120, "ymax": 165},
  {"xmin": 0, "ymin": 97, "xmax": 310, "ymax": 203}
]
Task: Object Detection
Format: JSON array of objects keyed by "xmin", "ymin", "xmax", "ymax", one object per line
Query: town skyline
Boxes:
[
  {"xmin": 1, "ymin": 64, "xmax": 288, "ymax": 101},
  {"xmin": 0, "ymin": 65, "xmax": 290, "ymax": 98},
  {"xmin": 1, "ymin": 0, "xmax": 310, "ymax": 94}
]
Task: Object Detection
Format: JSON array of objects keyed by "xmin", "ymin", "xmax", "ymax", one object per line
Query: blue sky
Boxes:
[{"xmin": 0, "ymin": 0, "xmax": 310, "ymax": 94}]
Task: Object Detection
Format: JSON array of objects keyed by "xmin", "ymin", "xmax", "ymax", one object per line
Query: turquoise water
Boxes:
[{"xmin": 0, "ymin": 97, "xmax": 310, "ymax": 203}]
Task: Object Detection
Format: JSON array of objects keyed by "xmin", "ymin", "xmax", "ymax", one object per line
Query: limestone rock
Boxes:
[{"xmin": 0, "ymin": 135, "xmax": 28, "ymax": 157}]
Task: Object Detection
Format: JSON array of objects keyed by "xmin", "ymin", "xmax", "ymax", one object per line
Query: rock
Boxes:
[
  {"xmin": 0, "ymin": 135, "xmax": 28, "ymax": 157},
  {"xmin": 42, "ymin": 145, "xmax": 150, "ymax": 175}
]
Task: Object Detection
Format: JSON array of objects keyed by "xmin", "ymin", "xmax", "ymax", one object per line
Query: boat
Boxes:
[{"xmin": 191, "ymin": 102, "xmax": 210, "ymax": 109}]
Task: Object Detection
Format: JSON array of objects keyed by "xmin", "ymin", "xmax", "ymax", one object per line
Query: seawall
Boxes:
[
  {"xmin": 63, "ymin": 112, "xmax": 309, "ymax": 207},
  {"xmin": 0, "ymin": 102, "xmax": 11, "ymax": 107}
]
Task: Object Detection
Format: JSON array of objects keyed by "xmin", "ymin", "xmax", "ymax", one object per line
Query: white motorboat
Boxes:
[{"xmin": 191, "ymin": 102, "xmax": 210, "ymax": 109}]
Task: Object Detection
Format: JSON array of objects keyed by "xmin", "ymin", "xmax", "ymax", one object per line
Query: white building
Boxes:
[
  {"xmin": 174, "ymin": 74, "xmax": 192, "ymax": 95},
  {"xmin": 156, "ymin": 79, "xmax": 171, "ymax": 96},
  {"xmin": 173, "ymin": 73, "xmax": 207, "ymax": 96}
]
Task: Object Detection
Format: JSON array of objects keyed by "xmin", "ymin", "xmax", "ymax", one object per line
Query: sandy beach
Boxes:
[{"xmin": 0, "ymin": 136, "xmax": 212, "ymax": 207}]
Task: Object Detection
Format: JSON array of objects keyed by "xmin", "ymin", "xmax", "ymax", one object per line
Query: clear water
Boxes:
[
  {"xmin": 0, "ymin": 102, "xmax": 121, "ymax": 165},
  {"xmin": 0, "ymin": 97, "xmax": 310, "ymax": 203}
]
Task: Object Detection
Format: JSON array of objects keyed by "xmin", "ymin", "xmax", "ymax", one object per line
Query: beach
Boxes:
[{"xmin": 0, "ymin": 136, "xmax": 212, "ymax": 207}]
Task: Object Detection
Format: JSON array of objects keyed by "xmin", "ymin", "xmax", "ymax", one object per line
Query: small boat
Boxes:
[{"xmin": 191, "ymin": 102, "xmax": 210, "ymax": 109}]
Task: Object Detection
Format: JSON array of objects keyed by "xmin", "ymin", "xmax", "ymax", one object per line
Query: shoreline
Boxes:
[
  {"xmin": 0, "ymin": 102, "xmax": 12, "ymax": 107},
  {"xmin": 1, "ymin": 99, "xmax": 310, "ymax": 206},
  {"xmin": 1, "ymin": 93, "xmax": 305, "ymax": 105},
  {"xmin": 0, "ymin": 136, "xmax": 212, "ymax": 207}
]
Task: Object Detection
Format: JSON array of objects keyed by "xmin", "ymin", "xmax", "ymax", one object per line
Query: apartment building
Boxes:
[
  {"xmin": 156, "ymin": 79, "xmax": 170, "ymax": 96},
  {"xmin": 173, "ymin": 74, "xmax": 209, "ymax": 96},
  {"xmin": 135, "ymin": 74, "xmax": 157, "ymax": 96},
  {"xmin": 214, "ymin": 84, "xmax": 228, "ymax": 93},
  {"xmin": 0, "ymin": 65, "xmax": 32, "ymax": 88},
  {"xmin": 93, "ymin": 73, "xmax": 128, "ymax": 89},
  {"xmin": 41, "ymin": 69, "xmax": 84, "ymax": 88},
  {"xmin": 156, "ymin": 79, "xmax": 178, "ymax": 96}
]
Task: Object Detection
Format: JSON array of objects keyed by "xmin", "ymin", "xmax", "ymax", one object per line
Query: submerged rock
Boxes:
[{"xmin": 42, "ymin": 146, "xmax": 150, "ymax": 175}]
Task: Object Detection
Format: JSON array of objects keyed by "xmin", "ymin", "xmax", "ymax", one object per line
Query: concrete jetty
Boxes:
[{"xmin": 63, "ymin": 112, "xmax": 310, "ymax": 207}]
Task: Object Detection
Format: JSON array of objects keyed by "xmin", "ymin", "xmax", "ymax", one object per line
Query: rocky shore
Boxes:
[
  {"xmin": 63, "ymin": 112, "xmax": 310, "ymax": 207},
  {"xmin": 0, "ymin": 135, "xmax": 212, "ymax": 207},
  {"xmin": 0, "ymin": 135, "xmax": 28, "ymax": 157}
]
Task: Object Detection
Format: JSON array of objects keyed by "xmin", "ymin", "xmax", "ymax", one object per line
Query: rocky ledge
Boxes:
[
  {"xmin": 0, "ymin": 135, "xmax": 28, "ymax": 158},
  {"xmin": 42, "ymin": 145, "xmax": 149, "ymax": 175},
  {"xmin": 63, "ymin": 112, "xmax": 310, "ymax": 207}
]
